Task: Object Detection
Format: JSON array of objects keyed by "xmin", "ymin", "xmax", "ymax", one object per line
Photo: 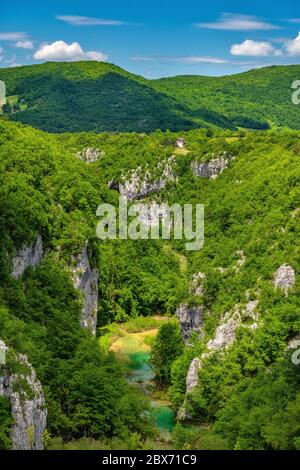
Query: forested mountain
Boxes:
[
  {"xmin": 1, "ymin": 62, "xmax": 300, "ymax": 133},
  {"xmin": 153, "ymin": 65, "xmax": 300, "ymax": 130},
  {"xmin": 0, "ymin": 112, "xmax": 299, "ymax": 449},
  {"xmin": 0, "ymin": 62, "xmax": 222, "ymax": 133}
]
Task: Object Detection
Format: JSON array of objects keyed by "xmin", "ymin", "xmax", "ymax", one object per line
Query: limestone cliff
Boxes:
[
  {"xmin": 0, "ymin": 344, "xmax": 47, "ymax": 450},
  {"xmin": 11, "ymin": 235, "xmax": 43, "ymax": 279},
  {"xmin": 110, "ymin": 156, "xmax": 176, "ymax": 201},
  {"xmin": 177, "ymin": 357, "xmax": 203, "ymax": 422},
  {"xmin": 70, "ymin": 246, "xmax": 99, "ymax": 335},
  {"xmin": 176, "ymin": 304, "xmax": 204, "ymax": 344},
  {"xmin": 191, "ymin": 152, "xmax": 234, "ymax": 180}
]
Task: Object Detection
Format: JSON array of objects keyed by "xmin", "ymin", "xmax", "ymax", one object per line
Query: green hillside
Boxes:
[
  {"xmin": 2, "ymin": 62, "xmax": 300, "ymax": 134},
  {"xmin": 0, "ymin": 61, "xmax": 234, "ymax": 133},
  {"xmin": 154, "ymin": 65, "xmax": 300, "ymax": 130}
]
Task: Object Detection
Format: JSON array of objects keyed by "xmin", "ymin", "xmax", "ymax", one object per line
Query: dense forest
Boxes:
[
  {"xmin": 0, "ymin": 61, "xmax": 299, "ymax": 451},
  {"xmin": 154, "ymin": 65, "xmax": 300, "ymax": 130}
]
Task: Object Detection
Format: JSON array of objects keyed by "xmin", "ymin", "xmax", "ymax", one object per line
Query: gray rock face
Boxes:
[
  {"xmin": 71, "ymin": 246, "xmax": 99, "ymax": 335},
  {"xmin": 178, "ymin": 299, "xmax": 259, "ymax": 421},
  {"xmin": 191, "ymin": 153, "xmax": 233, "ymax": 180},
  {"xmin": 274, "ymin": 264, "xmax": 295, "ymax": 295},
  {"xmin": 186, "ymin": 358, "xmax": 202, "ymax": 393},
  {"xmin": 177, "ymin": 358, "xmax": 202, "ymax": 422},
  {"xmin": 189, "ymin": 272, "xmax": 206, "ymax": 297},
  {"xmin": 176, "ymin": 304, "xmax": 204, "ymax": 343},
  {"xmin": 207, "ymin": 317, "xmax": 238, "ymax": 352},
  {"xmin": 11, "ymin": 235, "xmax": 43, "ymax": 278},
  {"xmin": 206, "ymin": 300, "xmax": 259, "ymax": 353},
  {"xmin": 0, "ymin": 345, "xmax": 47, "ymax": 450},
  {"xmin": 111, "ymin": 156, "xmax": 176, "ymax": 201},
  {"xmin": 77, "ymin": 148, "xmax": 104, "ymax": 163}
]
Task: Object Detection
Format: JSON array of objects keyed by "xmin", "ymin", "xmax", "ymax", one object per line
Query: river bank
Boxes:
[{"xmin": 48, "ymin": 316, "xmax": 228, "ymax": 450}]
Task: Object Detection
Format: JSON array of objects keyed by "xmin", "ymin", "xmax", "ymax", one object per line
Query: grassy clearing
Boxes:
[
  {"xmin": 225, "ymin": 137, "xmax": 240, "ymax": 143},
  {"xmin": 174, "ymin": 147, "xmax": 191, "ymax": 156},
  {"xmin": 99, "ymin": 315, "xmax": 172, "ymax": 354},
  {"xmin": 109, "ymin": 329, "xmax": 158, "ymax": 356}
]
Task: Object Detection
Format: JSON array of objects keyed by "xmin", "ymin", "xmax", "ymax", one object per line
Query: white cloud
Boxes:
[
  {"xmin": 231, "ymin": 39, "xmax": 277, "ymax": 56},
  {"xmin": 131, "ymin": 55, "xmax": 228, "ymax": 64},
  {"xmin": 269, "ymin": 37, "xmax": 291, "ymax": 44},
  {"xmin": 56, "ymin": 15, "xmax": 123, "ymax": 26},
  {"xmin": 33, "ymin": 40, "xmax": 108, "ymax": 62},
  {"xmin": 196, "ymin": 13, "xmax": 279, "ymax": 31},
  {"xmin": 284, "ymin": 32, "xmax": 300, "ymax": 56},
  {"xmin": 179, "ymin": 56, "xmax": 228, "ymax": 64},
  {"xmin": 0, "ymin": 32, "xmax": 28, "ymax": 40},
  {"xmin": 85, "ymin": 51, "xmax": 108, "ymax": 61},
  {"xmin": 14, "ymin": 40, "xmax": 33, "ymax": 49},
  {"xmin": 287, "ymin": 19, "xmax": 300, "ymax": 24}
]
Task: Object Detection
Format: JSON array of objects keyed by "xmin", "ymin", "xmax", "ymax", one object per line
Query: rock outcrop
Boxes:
[
  {"xmin": 186, "ymin": 358, "xmax": 202, "ymax": 393},
  {"xmin": 207, "ymin": 316, "xmax": 239, "ymax": 352},
  {"xmin": 11, "ymin": 235, "xmax": 43, "ymax": 279},
  {"xmin": 0, "ymin": 344, "xmax": 47, "ymax": 450},
  {"xmin": 191, "ymin": 152, "xmax": 234, "ymax": 180},
  {"xmin": 207, "ymin": 300, "xmax": 259, "ymax": 352},
  {"xmin": 189, "ymin": 272, "xmax": 206, "ymax": 297},
  {"xmin": 70, "ymin": 246, "xmax": 99, "ymax": 335},
  {"xmin": 233, "ymin": 250, "xmax": 246, "ymax": 272},
  {"xmin": 178, "ymin": 299, "xmax": 259, "ymax": 422},
  {"xmin": 177, "ymin": 358, "xmax": 202, "ymax": 421},
  {"xmin": 176, "ymin": 304, "xmax": 204, "ymax": 344},
  {"xmin": 274, "ymin": 264, "xmax": 295, "ymax": 295},
  {"xmin": 110, "ymin": 156, "xmax": 176, "ymax": 201},
  {"xmin": 215, "ymin": 250, "xmax": 246, "ymax": 275},
  {"xmin": 77, "ymin": 147, "xmax": 104, "ymax": 163}
]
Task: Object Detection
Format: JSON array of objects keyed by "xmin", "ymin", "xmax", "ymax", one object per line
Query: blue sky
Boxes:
[{"xmin": 0, "ymin": 0, "xmax": 300, "ymax": 78}]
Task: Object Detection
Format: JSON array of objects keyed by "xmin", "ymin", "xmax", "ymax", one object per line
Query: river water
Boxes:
[{"xmin": 124, "ymin": 347, "xmax": 175, "ymax": 434}]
